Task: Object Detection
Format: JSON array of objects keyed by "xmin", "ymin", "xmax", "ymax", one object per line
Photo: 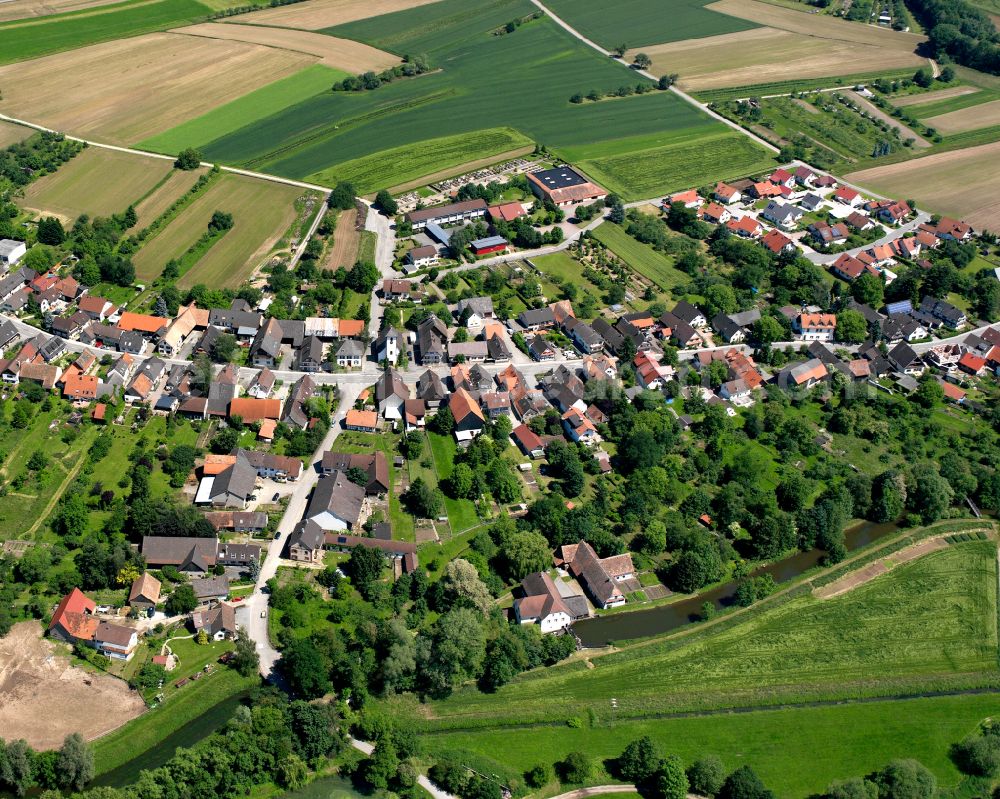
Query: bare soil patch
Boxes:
[
  {"xmin": 893, "ymin": 86, "xmax": 980, "ymax": 108},
  {"xmin": 0, "ymin": 0, "xmax": 130, "ymax": 22},
  {"xmin": 924, "ymin": 97, "xmax": 1000, "ymax": 134},
  {"xmin": 847, "ymin": 140, "xmax": 1000, "ymax": 231},
  {"xmin": 21, "ymin": 147, "xmax": 174, "ymax": 223},
  {"xmin": 0, "ymin": 32, "xmax": 313, "ymax": 145},
  {"xmin": 324, "ymin": 208, "xmax": 360, "ymax": 269},
  {"xmin": 0, "ymin": 622, "xmax": 145, "ymax": 749},
  {"xmin": 815, "ymin": 537, "xmax": 949, "ymax": 599},
  {"xmin": 240, "ymin": 0, "xmax": 442, "ymax": 30},
  {"xmin": 641, "ymin": 25, "xmax": 922, "ymax": 91},
  {"xmin": 171, "ymin": 22, "xmax": 398, "ymax": 72}
]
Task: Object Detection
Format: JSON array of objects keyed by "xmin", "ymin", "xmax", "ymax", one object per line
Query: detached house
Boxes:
[
  {"xmin": 514, "ymin": 571, "xmax": 587, "ymax": 633},
  {"xmin": 794, "ymin": 313, "xmax": 836, "ymax": 342},
  {"xmin": 559, "ymin": 541, "xmax": 634, "ymax": 609}
]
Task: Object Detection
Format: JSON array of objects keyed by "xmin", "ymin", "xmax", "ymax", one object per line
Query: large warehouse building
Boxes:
[{"xmin": 527, "ymin": 166, "xmax": 606, "ymax": 207}]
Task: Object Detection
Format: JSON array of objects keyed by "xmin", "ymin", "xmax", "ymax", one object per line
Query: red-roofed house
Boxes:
[
  {"xmin": 750, "ymin": 182, "xmax": 783, "ymax": 199},
  {"xmin": 667, "ymin": 189, "xmax": 702, "ymax": 209},
  {"xmin": 761, "ymin": 229, "xmax": 795, "ymax": 255},
  {"xmin": 726, "ymin": 216, "xmax": 763, "ymax": 239},
  {"xmin": 769, "ymin": 168, "xmax": 795, "ymax": 188},
  {"xmin": 63, "ymin": 373, "xmax": 98, "ymax": 401},
  {"xmin": 794, "ymin": 313, "xmax": 837, "ymax": 342},
  {"xmin": 941, "ymin": 381, "xmax": 966, "ymax": 403},
  {"xmin": 488, "ymin": 202, "xmax": 528, "ymax": 223},
  {"xmin": 49, "ymin": 588, "xmax": 98, "ymax": 644},
  {"xmin": 832, "ymin": 253, "xmax": 878, "ymax": 282},
  {"xmin": 958, "ymin": 352, "xmax": 987, "ymax": 376},
  {"xmin": 714, "ymin": 182, "xmax": 741, "ymax": 204},
  {"xmin": 701, "ymin": 202, "xmax": 731, "ymax": 224},
  {"xmin": 834, "ymin": 186, "xmax": 862, "ymax": 207}
]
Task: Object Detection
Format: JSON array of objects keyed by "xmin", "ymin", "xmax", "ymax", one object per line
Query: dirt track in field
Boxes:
[
  {"xmin": 171, "ymin": 22, "xmax": 398, "ymax": 72},
  {"xmin": 0, "ymin": 622, "xmax": 145, "ymax": 749},
  {"xmin": 639, "ymin": 24, "xmax": 923, "ymax": 91},
  {"xmin": 847, "ymin": 140, "xmax": 1000, "ymax": 231},
  {"xmin": 814, "ymin": 538, "xmax": 950, "ymax": 599},
  {"xmin": 239, "ymin": 0, "xmax": 442, "ymax": 30},
  {"xmin": 0, "ymin": 32, "xmax": 313, "ymax": 145}
]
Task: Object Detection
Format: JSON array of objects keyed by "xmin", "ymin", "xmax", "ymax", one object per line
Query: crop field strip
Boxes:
[
  {"xmin": 0, "ymin": 0, "xmax": 213, "ymax": 64},
  {"xmin": 129, "ymin": 166, "xmax": 208, "ymax": 229},
  {"xmin": 902, "ymin": 89, "xmax": 1000, "ymax": 120},
  {"xmin": 168, "ymin": 21, "xmax": 399, "ymax": 72},
  {"xmin": 236, "ymin": 0, "xmax": 445, "ymax": 31},
  {"xmin": 541, "ymin": 0, "xmax": 758, "ymax": 49},
  {"xmin": 417, "ymin": 541, "xmax": 1000, "ymax": 726},
  {"xmin": 846, "ymin": 139, "xmax": 1000, "ymax": 231},
  {"xmin": 634, "ymin": 26, "xmax": 924, "ymax": 92},
  {"xmin": 0, "ymin": 0, "xmax": 134, "ymax": 22},
  {"xmin": 20, "ymin": 147, "xmax": 175, "ymax": 222},
  {"xmin": 578, "ymin": 130, "xmax": 776, "ymax": 201},
  {"xmin": 197, "ymin": 0, "xmax": 763, "ymax": 198},
  {"xmin": 131, "ymin": 173, "xmax": 304, "ymax": 287},
  {"xmin": 0, "ymin": 32, "xmax": 314, "ymax": 145},
  {"xmin": 891, "ymin": 85, "xmax": 983, "ymax": 108},
  {"xmin": 138, "ymin": 64, "xmax": 346, "ymax": 154},
  {"xmin": 922, "ymin": 97, "xmax": 1000, "ymax": 134}
]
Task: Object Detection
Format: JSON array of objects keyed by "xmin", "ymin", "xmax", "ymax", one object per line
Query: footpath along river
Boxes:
[{"xmin": 574, "ymin": 520, "xmax": 901, "ymax": 647}]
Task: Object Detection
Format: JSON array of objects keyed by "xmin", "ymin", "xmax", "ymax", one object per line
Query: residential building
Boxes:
[
  {"xmin": 794, "ymin": 313, "xmax": 836, "ymax": 342},
  {"xmin": 559, "ymin": 541, "xmax": 634, "ymax": 609},
  {"xmin": 305, "ymin": 470, "xmax": 366, "ymax": 531},
  {"xmin": 514, "ymin": 572, "xmax": 584, "ymax": 633}
]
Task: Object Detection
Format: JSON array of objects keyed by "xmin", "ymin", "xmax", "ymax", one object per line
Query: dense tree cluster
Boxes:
[{"xmin": 909, "ymin": 0, "xmax": 1000, "ymax": 74}]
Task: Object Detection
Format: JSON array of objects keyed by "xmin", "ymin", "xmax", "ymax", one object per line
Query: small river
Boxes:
[{"xmin": 574, "ymin": 519, "xmax": 901, "ymax": 647}]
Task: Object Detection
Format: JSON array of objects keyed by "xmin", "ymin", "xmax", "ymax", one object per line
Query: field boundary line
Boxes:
[
  {"xmin": 24, "ymin": 430, "xmax": 95, "ymax": 537},
  {"xmin": 0, "ymin": 113, "xmax": 331, "ymax": 192}
]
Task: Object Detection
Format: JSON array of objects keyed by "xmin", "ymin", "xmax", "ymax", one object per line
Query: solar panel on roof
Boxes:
[{"xmin": 886, "ymin": 300, "xmax": 912, "ymax": 315}]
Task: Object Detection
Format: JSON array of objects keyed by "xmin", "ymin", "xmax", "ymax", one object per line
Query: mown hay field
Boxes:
[
  {"xmin": 170, "ymin": 21, "xmax": 398, "ymax": 72},
  {"xmin": 0, "ymin": 32, "xmax": 313, "ymax": 145},
  {"xmin": 238, "ymin": 0, "xmax": 443, "ymax": 31},
  {"xmin": 132, "ymin": 173, "xmax": 304, "ymax": 287},
  {"xmin": 129, "ymin": 166, "xmax": 208, "ymax": 229},
  {"xmin": 422, "ymin": 694, "xmax": 1000, "ymax": 799},
  {"xmin": 0, "ymin": 0, "xmax": 130, "ymax": 23},
  {"xmin": 0, "ymin": 0, "xmax": 211, "ymax": 64},
  {"xmin": 543, "ymin": 0, "xmax": 757, "ymax": 49},
  {"xmin": 20, "ymin": 147, "xmax": 174, "ymax": 222},
  {"xmin": 139, "ymin": 64, "xmax": 345, "ymax": 155},
  {"xmin": 202, "ymin": 0, "xmax": 734, "ymax": 191},
  {"xmin": 578, "ymin": 130, "xmax": 776, "ymax": 201},
  {"xmin": 591, "ymin": 222, "xmax": 688, "ymax": 292},
  {"xmin": 419, "ymin": 541, "xmax": 999, "ymax": 726},
  {"xmin": 635, "ymin": 26, "xmax": 924, "ymax": 91},
  {"xmin": 924, "ymin": 97, "xmax": 1000, "ymax": 134},
  {"xmin": 847, "ymin": 141, "xmax": 1000, "ymax": 231},
  {"xmin": 307, "ymin": 127, "xmax": 533, "ymax": 193},
  {"xmin": 0, "ymin": 121, "xmax": 32, "ymax": 148}
]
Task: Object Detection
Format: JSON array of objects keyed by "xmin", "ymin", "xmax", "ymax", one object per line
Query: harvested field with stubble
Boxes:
[
  {"xmin": 636, "ymin": 25, "xmax": 924, "ymax": 91},
  {"xmin": 0, "ymin": 32, "xmax": 313, "ymax": 144},
  {"xmin": 239, "ymin": 0, "xmax": 442, "ymax": 30},
  {"xmin": 893, "ymin": 86, "xmax": 981, "ymax": 108},
  {"xmin": 130, "ymin": 166, "xmax": 207, "ymax": 228},
  {"xmin": 847, "ymin": 141, "xmax": 1000, "ymax": 231},
  {"xmin": 133, "ymin": 173, "xmax": 305, "ymax": 287},
  {"xmin": 0, "ymin": 622, "xmax": 145, "ymax": 749},
  {"xmin": 924, "ymin": 97, "xmax": 1000, "ymax": 134},
  {"xmin": 324, "ymin": 208, "xmax": 360, "ymax": 269},
  {"xmin": 20, "ymin": 147, "xmax": 175, "ymax": 222},
  {"xmin": 170, "ymin": 21, "xmax": 398, "ymax": 71}
]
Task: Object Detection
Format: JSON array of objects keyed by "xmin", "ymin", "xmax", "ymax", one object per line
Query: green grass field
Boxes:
[
  {"xmin": 0, "ymin": 0, "xmax": 211, "ymax": 65},
  {"xmin": 542, "ymin": 0, "xmax": 757, "ymax": 49},
  {"xmin": 332, "ymin": 430, "xmax": 415, "ymax": 541},
  {"xmin": 132, "ymin": 173, "xmax": 306, "ymax": 287},
  {"xmin": 198, "ymin": 0, "xmax": 751, "ymax": 192},
  {"xmin": 902, "ymin": 89, "xmax": 1000, "ymax": 120},
  {"xmin": 308, "ymin": 128, "xmax": 533, "ymax": 193},
  {"xmin": 427, "ymin": 432, "xmax": 480, "ymax": 533},
  {"xmin": 20, "ymin": 147, "xmax": 174, "ymax": 222},
  {"xmin": 591, "ymin": 223, "xmax": 688, "ymax": 291},
  {"xmin": 578, "ymin": 131, "xmax": 776, "ymax": 200},
  {"xmin": 139, "ymin": 65, "xmax": 348, "ymax": 155},
  {"xmin": 422, "ymin": 694, "xmax": 1000, "ymax": 799},
  {"xmin": 417, "ymin": 541, "xmax": 999, "ymax": 726}
]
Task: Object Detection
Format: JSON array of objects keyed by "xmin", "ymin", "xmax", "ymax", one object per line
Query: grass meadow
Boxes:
[
  {"xmin": 0, "ymin": 0, "xmax": 210, "ymax": 64},
  {"xmin": 542, "ymin": 0, "xmax": 757, "ymax": 49},
  {"xmin": 578, "ymin": 131, "xmax": 776, "ymax": 200},
  {"xmin": 420, "ymin": 694, "xmax": 1000, "ymax": 799},
  {"xmin": 131, "ymin": 173, "xmax": 305, "ymax": 287},
  {"xmin": 416, "ymin": 541, "xmax": 999, "ymax": 726},
  {"xmin": 139, "ymin": 64, "xmax": 348, "ymax": 155},
  {"xmin": 591, "ymin": 223, "xmax": 688, "ymax": 292},
  {"xmin": 19, "ymin": 147, "xmax": 174, "ymax": 222},
  {"xmin": 198, "ymin": 0, "xmax": 749, "ymax": 196}
]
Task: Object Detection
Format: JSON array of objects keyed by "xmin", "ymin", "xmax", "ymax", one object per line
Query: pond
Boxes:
[
  {"xmin": 574, "ymin": 519, "xmax": 902, "ymax": 647},
  {"xmin": 92, "ymin": 691, "xmax": 250, "ymax": 787}
]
